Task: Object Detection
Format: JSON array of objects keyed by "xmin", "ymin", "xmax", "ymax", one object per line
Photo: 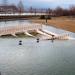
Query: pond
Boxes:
[{"xmin": 0, "ymin": 20, "xmax": 75, "ymax": 75}]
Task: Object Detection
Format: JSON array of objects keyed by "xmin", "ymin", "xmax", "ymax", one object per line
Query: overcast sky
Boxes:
[{"xmin": 0, "ymin": 0, "xmax": 75, "ymax": 8}]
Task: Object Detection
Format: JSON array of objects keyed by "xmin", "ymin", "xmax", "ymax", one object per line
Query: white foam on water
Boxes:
[{"xmin": 69, "ymin": 37, "xmax": 75, "ymax": 40}]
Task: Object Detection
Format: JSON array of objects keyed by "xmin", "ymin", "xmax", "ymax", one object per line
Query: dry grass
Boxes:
[{"xmin": 32, "ymin": 17, "xmax": 75, "ymax": 32}]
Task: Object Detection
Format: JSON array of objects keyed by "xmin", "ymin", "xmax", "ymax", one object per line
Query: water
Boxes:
[{"xmin": 0, "ymin": 20, "xmax": 75, "ymax": 75}]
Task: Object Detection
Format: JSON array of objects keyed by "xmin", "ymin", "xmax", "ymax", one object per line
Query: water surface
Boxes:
[{"xmin": 0, "ymin": 20, "xmax": 75, "ymax": 75}]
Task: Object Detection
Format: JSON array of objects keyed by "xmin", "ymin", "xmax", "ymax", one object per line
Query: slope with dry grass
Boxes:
[{"xmin": 32, "ymin": 17, "xmax": 75, "ymax": 32}]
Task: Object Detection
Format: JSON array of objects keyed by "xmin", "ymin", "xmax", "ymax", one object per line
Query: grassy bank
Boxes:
[{"xmin": 31, "ymin": 16, "xmax": 75, "ymax": 33}]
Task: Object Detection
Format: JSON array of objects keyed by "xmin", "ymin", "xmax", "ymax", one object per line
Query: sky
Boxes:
[{"xmin": 0, "ymin": 0, "xmax": 75, "ymax": 8}]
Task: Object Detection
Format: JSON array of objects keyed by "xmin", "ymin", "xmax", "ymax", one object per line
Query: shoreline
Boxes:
[
  {"xmin": 0, "ymin": 15, "xmax": 39, "ymax": 21},
  {"xmin": 31, "ymin": 18, "xmax": 75, "ymax": 33}
]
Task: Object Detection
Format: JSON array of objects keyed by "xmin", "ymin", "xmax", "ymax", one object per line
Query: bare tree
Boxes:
[
  {"xmin": 29, "ymin": 6, "xmax": 33, "ymax": 13},
  {"xmin": 47, "ymin": 8, "xmax": 52, "ymax": 15},
  {"xmin": 54, "ymin": 7, "xmax": 64, "ymax": 16},
  {"xmin": 69, "ymin": 5, "xmax": 75, "ymax": 15},
  {"xmin": 18, "ymin": 0, "xmax": 25, "ymax": 13}
]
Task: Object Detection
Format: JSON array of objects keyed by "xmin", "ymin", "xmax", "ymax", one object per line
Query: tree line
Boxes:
[{"xmin": 28, "ymin": 6, "xmax": 75, "ymax": 16}]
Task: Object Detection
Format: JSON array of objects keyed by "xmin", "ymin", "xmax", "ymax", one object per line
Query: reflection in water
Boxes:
[
  {"xmin": 0, "ymin": 20, "xmax": 31, "ymax": 27},
  {"xmin": 0, "ymin": 20, "xmax": 75, "ymax": 75}
]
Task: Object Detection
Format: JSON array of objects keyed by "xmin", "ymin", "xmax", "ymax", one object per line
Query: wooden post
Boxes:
[
  {"xmin": 45, "ymin": 15, "xmax": 48, "ymax": 24},
  {"xmin": 51, "ymin": 35, "xmax": 54, "ymax": 43}
]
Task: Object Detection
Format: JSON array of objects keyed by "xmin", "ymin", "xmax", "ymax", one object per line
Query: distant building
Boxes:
[{"xmin": 0, "ymin": 5, "xmax": 19, "ymax": 14}]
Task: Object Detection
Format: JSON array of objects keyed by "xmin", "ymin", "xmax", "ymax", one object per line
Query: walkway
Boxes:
[{"xmin": 0, "ymin": 23, "xmax": 70, "ymax": 40}]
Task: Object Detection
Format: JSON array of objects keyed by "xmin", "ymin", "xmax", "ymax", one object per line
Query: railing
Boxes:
[{"xmin": 0, "ymin": 24, "xmax": 42, "ymax": 36}]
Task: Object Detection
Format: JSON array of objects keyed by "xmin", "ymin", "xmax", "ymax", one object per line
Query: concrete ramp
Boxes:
[
  {"xmin": 40, "ymin": 36, "xmax": 52, "ymax": 40},
  {"xmin": 41, "ymin": 29, "xmax": 71, "ymax": 40},
  {"xmin": 37, "ymin": 29, "xmax": 71, "ymax": 40},
  {"xmin": 11, "ymin": 34, "xmax": 17, "ymax": 37},
  {"xmin": 36, "ymin": 29, "xmax": 52, "ymax": 37},
  {"xmin": 42, "ymin": 29, "xmax": 58, "ymax": 36},
  {"xmin": 24, "ymin": 31, "xmax": 34, "ymax": 37}
]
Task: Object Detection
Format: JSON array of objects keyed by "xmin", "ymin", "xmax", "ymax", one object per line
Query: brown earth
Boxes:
[{"xmin": 31, "ymin": 17, "xmax": 75, "ymax": 33}]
